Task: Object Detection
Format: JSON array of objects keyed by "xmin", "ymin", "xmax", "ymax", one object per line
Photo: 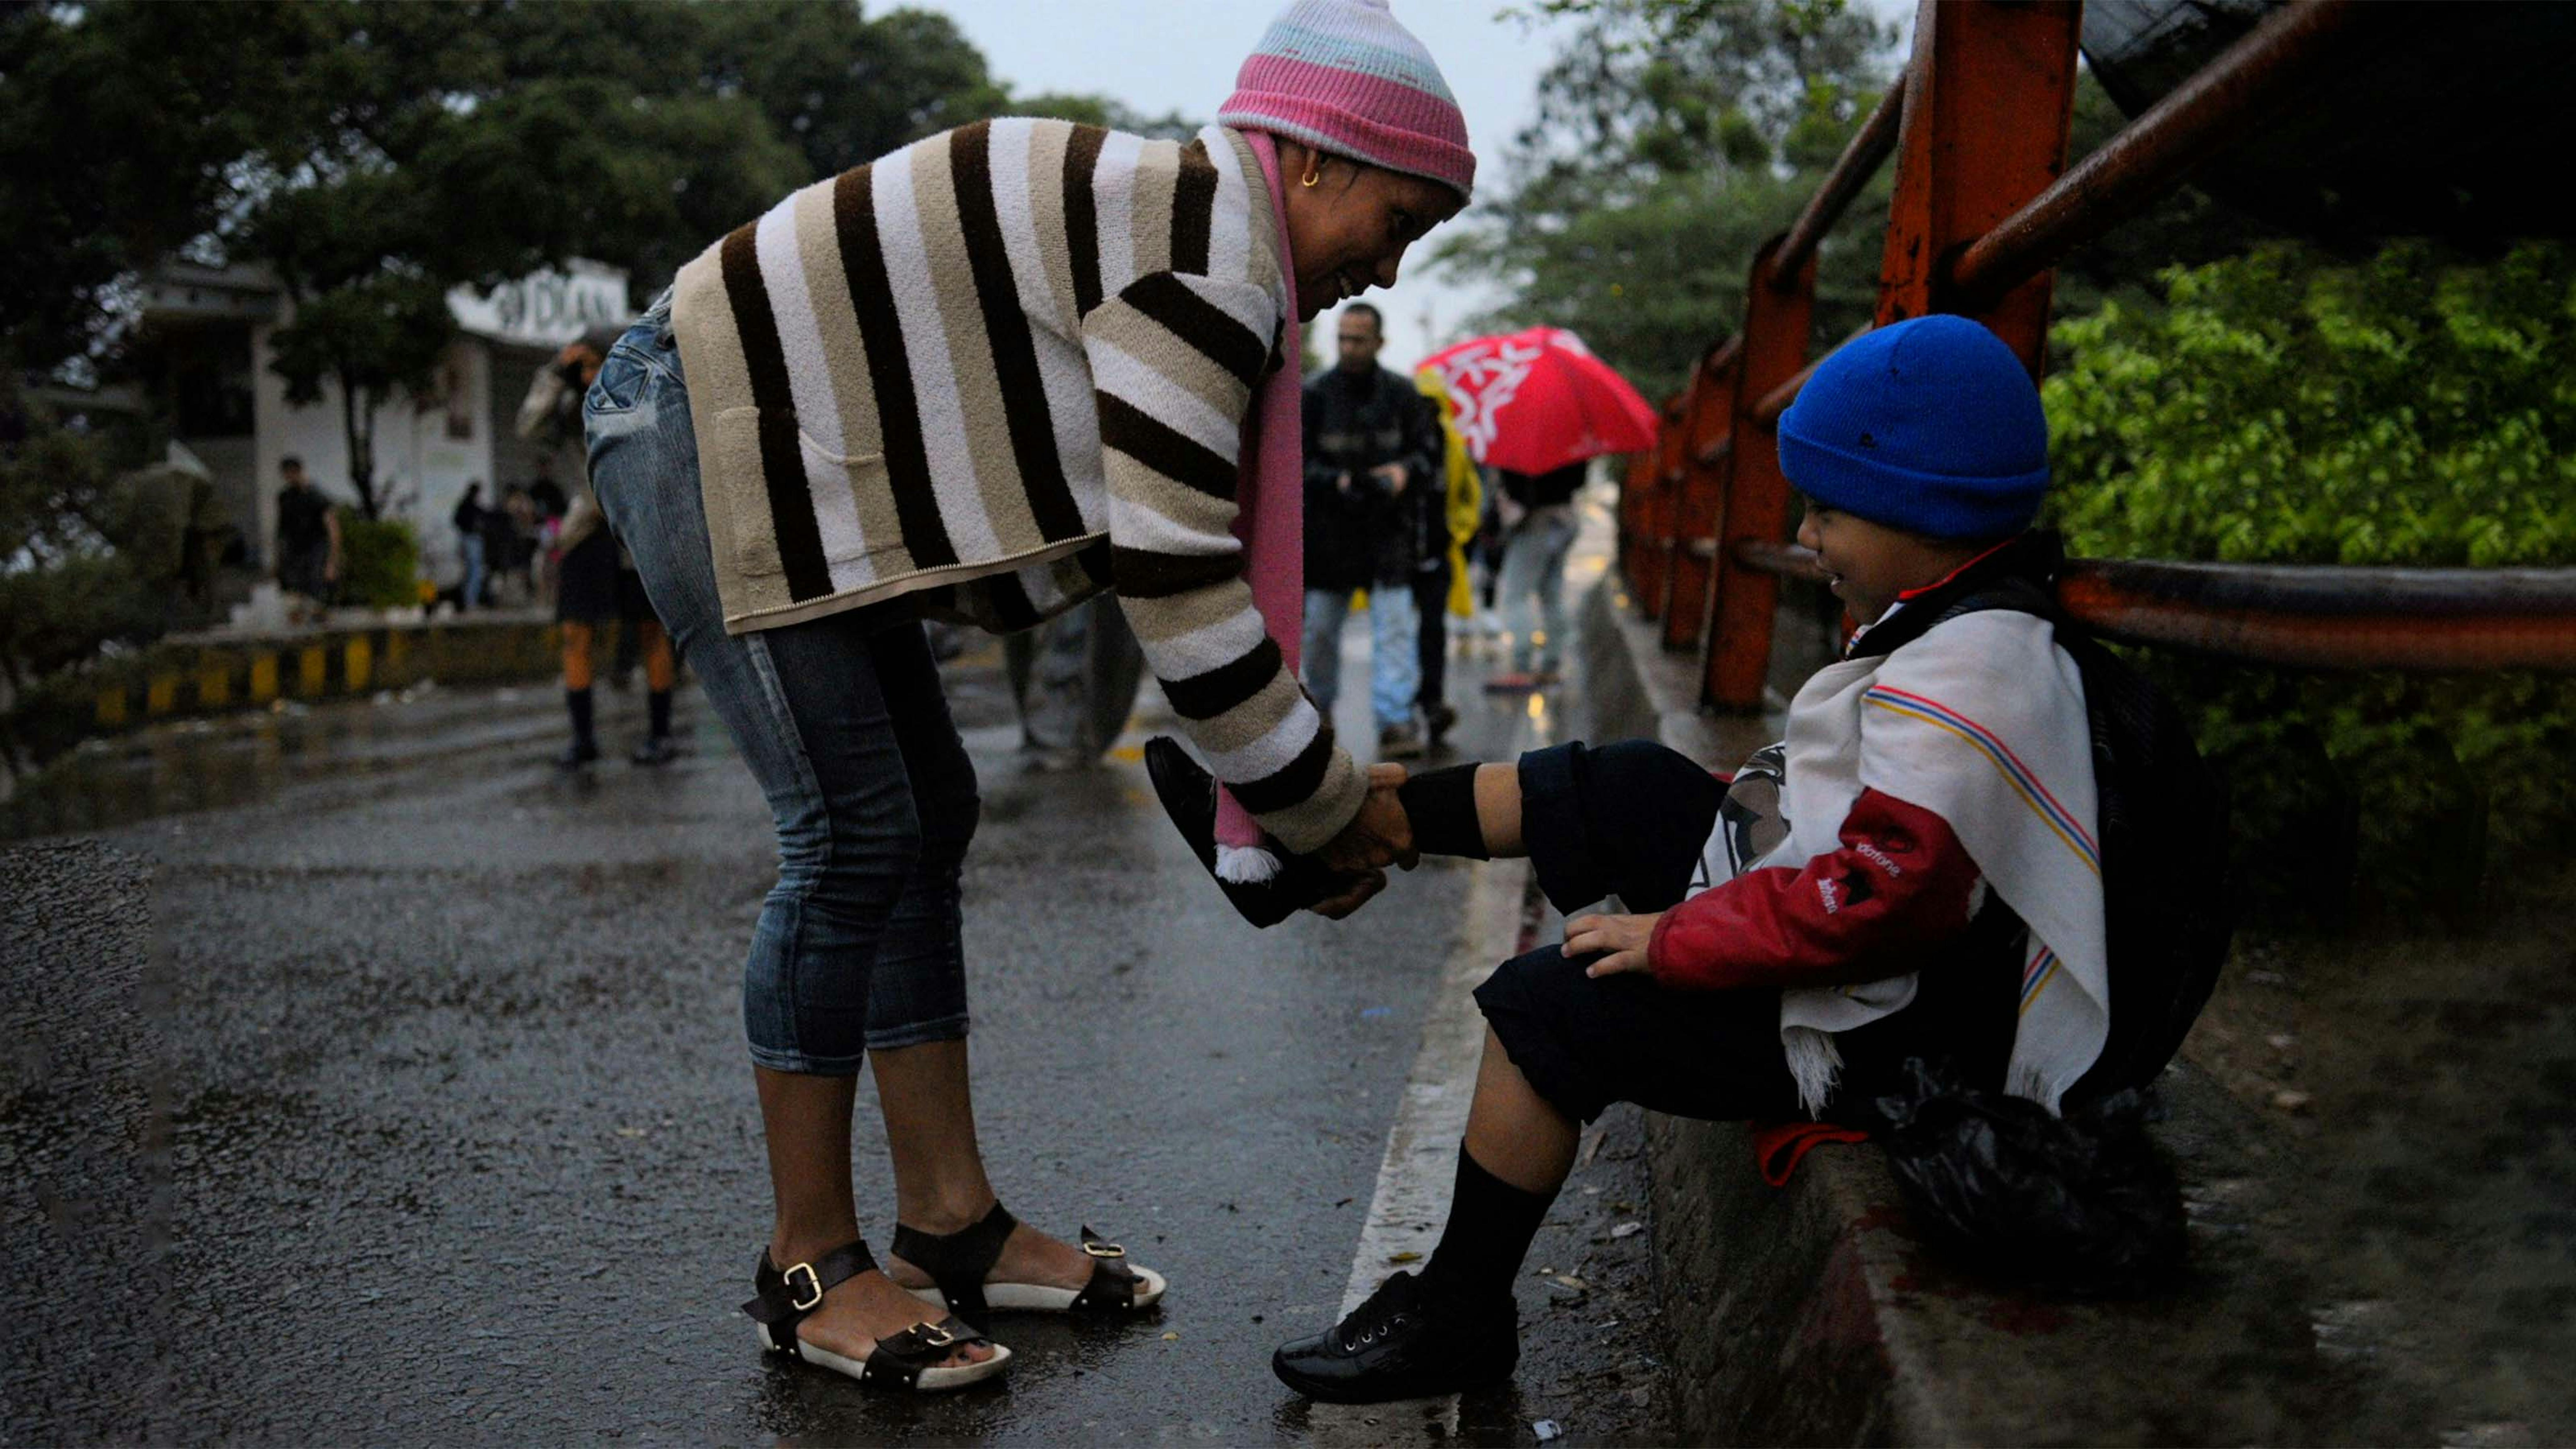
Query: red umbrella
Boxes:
[{"xmin": 1418, "ymin": 326, "xmax": 1660, "ymax": 475}]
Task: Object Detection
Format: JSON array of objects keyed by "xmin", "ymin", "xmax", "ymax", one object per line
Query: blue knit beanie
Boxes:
[{"xmin": 1777, "ymin": 314, "xmax": 2049, "ymax": 540}]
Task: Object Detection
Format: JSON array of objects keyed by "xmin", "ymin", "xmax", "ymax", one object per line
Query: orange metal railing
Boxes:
[{"xmin": 1614, "ymin": 0, "xmax": 2573, "ymax": 710}]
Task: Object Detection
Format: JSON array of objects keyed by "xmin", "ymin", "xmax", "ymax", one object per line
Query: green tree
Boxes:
[
  {"xmin": 2, "ymin": 0, "xmax": 1153, "ymax": 752},
  {"xmin": 2045, "ymin": 241, "xmax": 2576, "ymax": 918},
  {"xmin": 1439, "ymin": 0, "xmax": 1899, "ymax": 399}
]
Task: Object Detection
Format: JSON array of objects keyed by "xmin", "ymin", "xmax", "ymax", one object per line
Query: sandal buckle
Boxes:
[
  {"xmin": 783, "ymin": 1261, "xmax": 825, "ymax": 1312},
  {"xmin": 1083, "ymin": 1240, "xmax": 1126, "ymax": 1260},
  {"xmin": 917, "ymin": 1323, "xmax": 955, "ymax": 1348}
]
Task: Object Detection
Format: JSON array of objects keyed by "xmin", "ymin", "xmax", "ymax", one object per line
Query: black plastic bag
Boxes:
[{"xmin": 1873, "ymin": 1059, "xmax": 2187, "ymax": 1298}]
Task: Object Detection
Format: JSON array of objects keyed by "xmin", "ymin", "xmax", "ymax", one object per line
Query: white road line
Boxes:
[{"xmin": 1308, "ymin": 853, "xmax": 1535, "ymax": 1445}]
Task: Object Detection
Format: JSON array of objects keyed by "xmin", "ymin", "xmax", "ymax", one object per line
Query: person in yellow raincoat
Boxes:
[{"xmin": 1410, "ymin": 364, "xmax": 1482, "ymax": 749}]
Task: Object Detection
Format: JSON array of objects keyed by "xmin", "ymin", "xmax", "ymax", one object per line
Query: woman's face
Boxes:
[{"xmin": 1277, "ymin": 144, "xmax": 1464, "ymax": 321}]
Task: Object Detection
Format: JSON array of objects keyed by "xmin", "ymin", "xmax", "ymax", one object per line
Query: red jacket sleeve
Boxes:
[{"xmin": 1645, "ymin": 787, "xmax": 1982, "ymax": 993}]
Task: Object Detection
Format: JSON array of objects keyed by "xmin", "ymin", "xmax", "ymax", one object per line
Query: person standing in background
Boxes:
[
  {"xmin": 525, "ymin": 452, "xmax": 569, "ymax": 523},
  {"xmin": 1303, "ymin": 302, "xmax": 1444, "ymax": 758},
  {"xmin": 1484, "ymin": 460, "xmax": 1586, "ymax": 692},
  {"xmin": 273, "ymin": 455, "xmax": 339, "ymax": 619},
  {"xmin": 521, "ymin": 329, "xmax": 677, "ymax": 766},
  {"xmin": 1409, "ymin": 367, "xmax": 1480, "ymax": 749},
  {"xmin": 452, "ymin": 482, "xmax": 489, "ymax": 611}
]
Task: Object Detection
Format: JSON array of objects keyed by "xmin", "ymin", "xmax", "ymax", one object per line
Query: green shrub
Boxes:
[
  {"xmin": 2043, "ymin": 241, "xmax": 2576, "ymax": 924},
  {"xmin": 334, "ymin": 508, "xmax": 421, "ymax": 610}
]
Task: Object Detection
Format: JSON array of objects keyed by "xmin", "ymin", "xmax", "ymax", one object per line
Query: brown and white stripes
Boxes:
[{"xmin": 669, "ymin": 120, "xmax": 1363, "ymax": 852}]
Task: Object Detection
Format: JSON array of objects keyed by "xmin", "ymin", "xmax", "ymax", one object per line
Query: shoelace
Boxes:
[{"xmin": 1335, "ymin": 1280, "xmax": 1418, "ymax": 1353}]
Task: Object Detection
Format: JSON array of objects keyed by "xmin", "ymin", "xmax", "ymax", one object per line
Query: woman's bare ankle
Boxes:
[
  {"xmin": 892, "ymin": 1187, "xmax": 999, "ymax": 1237},
  {"xmin": 770, "ymin": 1222, "xmax": 863, "ymax": 1267}
]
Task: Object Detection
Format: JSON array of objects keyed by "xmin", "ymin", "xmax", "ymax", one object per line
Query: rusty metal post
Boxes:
[
  {"xmin": 1617, "ymin": 444, "xmax": 1653, "ymax": 590},
  {"xmin": 1876, "ymin": 0, "xmax": 2082, "ymax": 367},
  {"xmin": 1629, "ymin": 389, "xmax": 1696, "ymax": 620},
  {"xmin": 1658, "ymin": 343, "xmax": 1743, "ymax": 651},
  {"xmin": 1700, "ymin": 236, "xmax": 1817, "ymax": 710}
]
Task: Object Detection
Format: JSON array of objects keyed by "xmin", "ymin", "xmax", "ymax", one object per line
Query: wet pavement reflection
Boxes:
[{"xmin": 6, "ymin": 629, "xmax": 1656, "ymax": 1444}]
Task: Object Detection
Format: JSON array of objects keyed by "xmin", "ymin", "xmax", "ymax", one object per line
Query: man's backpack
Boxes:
[{"xmin": 1939, "ymin": 576, "xmax": 2235, "ymax": 1103}]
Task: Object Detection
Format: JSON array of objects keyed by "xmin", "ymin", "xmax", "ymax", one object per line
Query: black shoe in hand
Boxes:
[
  {"xmin": 1142, "ymin": 736, "xmax": 1338, "ymax": 929},
  {"xmin": 1271, "ymin": 1271, "xmax": 1517, "ymax": 1404}
]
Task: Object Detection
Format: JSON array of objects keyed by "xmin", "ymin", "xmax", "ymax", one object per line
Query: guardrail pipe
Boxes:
[
  {"xmin": 1945, "ymin": 0, "xmax": 2381, "ymax": 312},
  {"xmin": 1732, "ymin": 542, "xmax": 2576, "ymax": 673}
]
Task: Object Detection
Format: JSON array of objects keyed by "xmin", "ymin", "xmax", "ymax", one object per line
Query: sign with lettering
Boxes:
[{"xmin": 447, "ymin": 263, "xmax": 631, "ymax": 349}]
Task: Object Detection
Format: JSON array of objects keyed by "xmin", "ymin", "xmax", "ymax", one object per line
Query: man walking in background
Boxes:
[{"xmin": 1303, "ymin": 303, "xmax": 1444, "ymax": 758}]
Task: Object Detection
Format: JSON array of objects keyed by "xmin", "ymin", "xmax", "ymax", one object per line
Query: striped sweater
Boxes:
[{"xmin": 669, "ymin": 120, "xmax": 1364, "ymax": 854}]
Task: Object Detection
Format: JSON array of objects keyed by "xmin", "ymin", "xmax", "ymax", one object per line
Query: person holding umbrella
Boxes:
[{"xmin": 1418, "ymin": 326, "xmax": 1658, "ymax": 691}]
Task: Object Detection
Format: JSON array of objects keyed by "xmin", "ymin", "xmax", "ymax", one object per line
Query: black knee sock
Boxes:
[
  {"xmin": 1398, "ymin": 762, "xmax": 1488, "ymax": 859},
  {"xmin": 1423, "ymin": 1148, "xmax": 1551, "ymax": 1305},
  {"xmin": 566, "ymin": 687, "xmax": 595, "ymax": 747},
  {"xmin": 647, "ymin": 687, "xmax": 672, "ymax": 740}
]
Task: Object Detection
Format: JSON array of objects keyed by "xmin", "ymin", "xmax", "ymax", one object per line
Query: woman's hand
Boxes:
[
  {"xmin": 1317, "ymin": 762, "xmax": 1419, "ymax": 875},
  {"xmin": 1567, "ymin": 912, "xmax": 1662, "ymax": 978}
]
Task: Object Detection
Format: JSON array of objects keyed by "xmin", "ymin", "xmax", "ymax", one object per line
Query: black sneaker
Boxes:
[
  {"xmin": 1378, "ymin": 723, "xmax": 1424, "ymax": 760},
  {"xmin": 630, "ymin": 736, "xmax": 677, "ymax": 767},
  {"xmin": 1271, "ymin": 1271, "xmax": 1517, "ymax": 1404},
  {"xmin": 556, "ymin": 739, "xmax": 600, "ymax": 770}
]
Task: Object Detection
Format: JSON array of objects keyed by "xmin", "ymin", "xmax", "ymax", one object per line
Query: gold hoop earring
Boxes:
[{"xmin": 1300, "ymin": 160, "xmax": 1323, "ymax": 188}]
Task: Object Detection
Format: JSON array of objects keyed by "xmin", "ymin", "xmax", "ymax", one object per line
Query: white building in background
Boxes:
[{"xmin": 137, "ymin": 259, "xmax": 633, "ymax": 591}]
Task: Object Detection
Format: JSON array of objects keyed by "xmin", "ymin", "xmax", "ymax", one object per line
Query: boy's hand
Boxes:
[
  {"xmin": 1307, "ymin": 869, "xmax": 1388, "ymax": 919},
  {"xmin": 1317, "ymin": 762, "xmax": 1419, "ymax": 874},
  {"xmin": 1567, "ymin": 913, "xmax": 1662, "ymax": 978}
]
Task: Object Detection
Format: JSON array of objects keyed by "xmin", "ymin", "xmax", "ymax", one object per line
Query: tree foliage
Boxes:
[
  {"xmin": 0, "ymin": 0, "xmax": 1140, "ymax": 732},
  {"xmin": 2045, "ymin": 241, "xmax": 2576, "ymax": 919},
  {"xmin": 1438, "ymin": 0, "xmax": 1899, "ymax": 400}
]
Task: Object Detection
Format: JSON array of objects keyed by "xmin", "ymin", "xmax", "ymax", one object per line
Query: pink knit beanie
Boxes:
[{"xmin": 1217, "ymin": 0, "xmax": 1475, "ymax": 202}]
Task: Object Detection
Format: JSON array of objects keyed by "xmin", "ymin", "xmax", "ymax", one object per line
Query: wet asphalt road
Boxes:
[{"xmin": 4, "ymin": 630, "xmax": 1591, "ymax": 1444}]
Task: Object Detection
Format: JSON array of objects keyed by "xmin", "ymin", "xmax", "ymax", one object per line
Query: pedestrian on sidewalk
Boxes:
[
  {"xmin": 1409, "ymin": 365, "xmax": 1481, "ymax": 749},
  {"xmin": 522, "ymin": 331, "xmax": 679, "ymax": 767},
  {"xmin": 272, "ymin": 456, "xmax": 339, "ymax": 619},
  {"xmin": 552, "ymin": 485, "xmax": 678, "ymax": 767},
  {"xmin": 1483, "ymin": 460, "xmax": 1585, "ymax": 692},
  {"xmin": 452, "ymin": 482, "xmax": 489, "ymax": 611},
  {"xmin": 1302, "ymin": 301, "xmax": 1445, "ymax": 757},
  {"xmin": 584, "ymin": 0, "xmax": 1470, "ymax": 1394}
]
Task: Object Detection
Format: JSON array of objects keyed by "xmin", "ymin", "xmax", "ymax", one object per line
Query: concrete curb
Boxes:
[
  {"xmin": 1568, "ymin": 577, "xmax": 2350, "ymax": 1446},
  {"xmin": 0, "ymin": 614, "xmax": 635, "ymax": 773}
]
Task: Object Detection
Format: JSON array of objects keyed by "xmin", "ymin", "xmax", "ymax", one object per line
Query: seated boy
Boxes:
[{"xmin": 1269, "ymin": 314, "xmax": 2117, "ymax": 1403}]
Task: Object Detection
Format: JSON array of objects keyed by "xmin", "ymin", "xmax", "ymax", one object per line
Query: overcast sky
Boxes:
[{"xmin": 923, "ymin": 0, "xmax": 1914, "ymax": 375}]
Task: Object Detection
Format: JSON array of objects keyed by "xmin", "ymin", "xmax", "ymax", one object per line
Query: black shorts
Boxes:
[
  {"xmin": 558, "ymin": 532, "xmax": 655, "ymax": 624},
  {"xmin": 1474, "ymin": 945, "xmax": 1803, "ymax": 1123},
  {"xmin": 1477, "ymin": 739, "xmax": 2018, "ymax": 1124}
]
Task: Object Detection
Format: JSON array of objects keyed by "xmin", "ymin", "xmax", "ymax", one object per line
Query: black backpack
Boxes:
[{"xmin": 1932, "ymin": 573, "xmax": 2235, "ymax": 1103}]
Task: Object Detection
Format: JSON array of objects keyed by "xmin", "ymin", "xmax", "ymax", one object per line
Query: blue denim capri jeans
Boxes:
[{"xmin": 585, "ymin": 298, "xmax": 974, "ymax": 1074}]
